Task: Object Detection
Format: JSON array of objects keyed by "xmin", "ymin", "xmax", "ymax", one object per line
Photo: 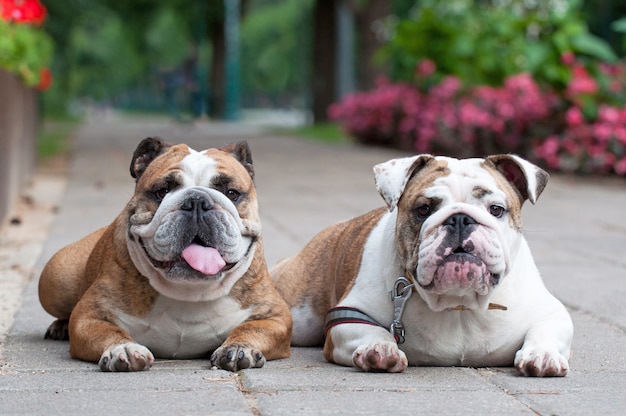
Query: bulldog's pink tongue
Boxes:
[{"xmin": 181, "ymin": 244, "xmax": 226, "ymax": 275}]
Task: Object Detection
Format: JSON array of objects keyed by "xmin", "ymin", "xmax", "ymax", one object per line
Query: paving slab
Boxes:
[{"xmin": 0, "ymin": 115, "xmax": 625, "ymax": 415}]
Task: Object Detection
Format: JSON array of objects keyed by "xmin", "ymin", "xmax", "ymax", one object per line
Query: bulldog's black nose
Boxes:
[
  {"xmin": 181, "ymin": 197, "xmax": 213, "ymax": 212},
  {"xmin": 443, "ymin": 213, "xmax": 477, "ymax": 239}
]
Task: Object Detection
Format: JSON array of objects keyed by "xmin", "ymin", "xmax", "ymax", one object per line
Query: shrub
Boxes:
[
  {"xmin": 330, "ymin": 57, "xmax": 626, "ymax": 176},
  {"xmin": 330, "ymin": 66, "xmax": 559, "ymax": 156},
  {"xmin": 330, "ymin": 0, "xmax": 626, "ymax": 175},
  {"xmin": 534, "ymin": 57, "xmax": 626, "ymax": 174},
  {"xmin": 0, "ymin": 0, "xmax": 53, "ymax": 89},
  {"xmin": 383, "ymin": 0, "xmax": 617, "ymax": 89}
]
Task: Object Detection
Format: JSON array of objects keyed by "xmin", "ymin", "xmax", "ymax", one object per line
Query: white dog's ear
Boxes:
[
  {"xmin": 374, "ymin": 154, "xmax": 434, "ymax": 212},
  {"xmin": 485, "ymin": 154, "xmax": 549, "ymax": 204}
]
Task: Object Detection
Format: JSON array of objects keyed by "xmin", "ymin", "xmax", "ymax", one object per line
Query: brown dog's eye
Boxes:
[
  {"xmin": 225, "ymin": 189, "xmax": 240, "ymax": 202},
  {"xmin": 415, "ymin": 204, "xmax": 431, "ymax": 220},
  {"xmin": 154, "ymin": 188, "xmax": 169, "ymax": 201},
  {"xmin": 489, "ymin": 205, "xmax": 506, "ymax": 218}
]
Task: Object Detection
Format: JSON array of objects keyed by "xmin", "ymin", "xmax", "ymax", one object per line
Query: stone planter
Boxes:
[{"xmin": 0, "ymin": 69, "xmax": 38, "ymax": 225}]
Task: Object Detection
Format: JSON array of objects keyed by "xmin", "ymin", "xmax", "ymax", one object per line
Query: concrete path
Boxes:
[{"xmin": 1, "ymin": 115, "xmax": 625, "ymax": 415}]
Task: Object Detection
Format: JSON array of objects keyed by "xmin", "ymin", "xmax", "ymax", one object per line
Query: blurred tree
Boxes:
[
  {"xmin": 66, "ymin": 4, "xmax": 143, "ymax": 100},
  {"xmin": 42, "ymin": 0, "xmax": 237, "ymax": 117},
  {"xmin": 145, "ymin": 7, "xmax": 192, "ymax": 69},
  {"xmin": 240, "ymin": 0, "xmax": 312, "ymax": 105},
  {"xmin": 41, "ymin": 0, "xmax": 394, "ymax": 120},
  {"xmin": 353, "ymin": 0, "xmax": 391, "ymax": 90},
  {"xmin": 311, "ymin": 0, "xmax": 337, "ymax": 123},
  {"xmin": 311, "ymin": 0, "xmax": 391, "ymax": 122}
]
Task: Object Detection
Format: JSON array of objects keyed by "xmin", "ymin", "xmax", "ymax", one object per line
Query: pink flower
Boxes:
[
  {"xmin": 534, "ymin": 136, "xmax": 561, "ymax": 169},
  {"xmin": 598, "ymin": 105, "xmax": 621, "ymax": 124},
  {"xmin": 593, "ymin": 123, "xmax": 613, "ymax": 142},
  {"xmin": 565, "ymin": 107, "xmax": 584, "ymax": 126},
  {"xmin": 416, "ymin": 59, "xmax": 436, "ymax": 77},
  {"xmin": 615, "ymin": 157, "xmax": 626, "ymax": 175},
  {"xmin": 587, "ymin": 144, "xmax": 606, "ymax": 158},
  {"xmin": 560, "ymin": 51, "xmax": 576, "ymax": 66},
  {"xmin": 563, "ymin": 138, "xmax": 580, "ymax": 155},
  {"xmin": 567, "ymin": 65, "xmax": 598, "ymax": 96}
]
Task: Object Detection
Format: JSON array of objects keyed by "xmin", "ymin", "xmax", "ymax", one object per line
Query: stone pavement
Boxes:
[{"xmin": 1, "ymin": 115, "xmax": 625, "ymax": 415}]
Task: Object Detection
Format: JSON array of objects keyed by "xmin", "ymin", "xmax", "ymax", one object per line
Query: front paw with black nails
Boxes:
[
  {"xmin": 98, "ymin": 342, "xmax": 155, "ymax": 372},
  {"xmin": 210, "ymin": 343, "xmax": 266, "ymax": 371}
]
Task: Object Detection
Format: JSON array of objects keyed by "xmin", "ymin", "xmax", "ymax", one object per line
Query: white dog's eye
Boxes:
[{"xmin": 489, "ymin": 205, "xmax": 506, "ymax": 218}]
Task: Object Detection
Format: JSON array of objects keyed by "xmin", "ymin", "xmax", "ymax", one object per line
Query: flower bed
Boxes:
[{"xmin": 330, "ymin": 57, "xmax": 626, "ymax": 176}]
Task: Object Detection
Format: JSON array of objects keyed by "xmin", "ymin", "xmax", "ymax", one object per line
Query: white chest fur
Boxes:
[
  {"xmin": 116, "ymin": 296, "xmax": 251, "ymax": 359},
  {"xmin": 341, "ymin": 211, "xmax": 545, "ymax": 367}
]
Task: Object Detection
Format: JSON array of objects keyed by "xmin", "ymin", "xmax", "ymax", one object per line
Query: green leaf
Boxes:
[
  {"xmin": 523, "ymin": 43, "xmax": 551, "ymax": 73},
  {"xmin": 570, "ymin": 33, "xmax": 618, "ymax": 63},
  {"xmin": 611, "ymin": 17, "xmax": 626, "ymax": 33}
]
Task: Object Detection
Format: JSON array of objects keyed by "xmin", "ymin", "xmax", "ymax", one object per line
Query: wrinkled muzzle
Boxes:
[
  {"xmin": 416, "ymin": 213, "xmax": 506, "ymax": 297},
  {"xmin": 130, "ymin": 188, "xmax": 249, "ymax": 278}
]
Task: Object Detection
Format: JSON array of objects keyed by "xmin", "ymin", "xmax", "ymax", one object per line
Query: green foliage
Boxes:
[
  {"xmin": 276, "ymin": 122, "xmax": 349, "ymax": 144},
  {"xmin": 145, "ymin": 7, "xmax": 192, "ymax": 69},
  {"xmin": 42, "ymin": 0, "xmax": 210, "ymax": 110},
  {"xmin": 241, "ymin": 0, "xmax": 312, "ymax": 94},
  {"xmin": 0, "ymin": 19, "xmax": 53, "ymax": 86},
  {"xmin": 613, "ymin": 17, "xmax": 626, "ymax": 52},
  {"xmin": 37, "ymin": 119, "xmax": 77, "ymax": 158},
  {"xmin": 66, "ymin": 5, "xmax": 143, "ymax": 100},
  {"xmin": 384, "ymin": 0, "xmax": 618, "ymax": 89}
]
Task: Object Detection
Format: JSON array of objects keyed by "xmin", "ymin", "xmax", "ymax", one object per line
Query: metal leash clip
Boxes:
[{"xmin": 389, "ymin": 276, "xmax": 414, "ymax": 344}]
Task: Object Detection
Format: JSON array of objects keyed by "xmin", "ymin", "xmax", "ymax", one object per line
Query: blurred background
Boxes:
[{"xmin": 1, "ymin": 0, "xmax": 626, "ymax": 223}]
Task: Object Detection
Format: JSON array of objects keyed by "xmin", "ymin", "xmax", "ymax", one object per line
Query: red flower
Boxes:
[
  {"xmin": 0, "ymin": 0, "xmax": 47, "ymax": 25},
  {"xmin": 36, "ymin": 67, "xmax": 52, "ymax": 91}
]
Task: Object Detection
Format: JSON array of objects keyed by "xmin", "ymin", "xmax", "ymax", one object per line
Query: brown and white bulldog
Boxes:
[
  {"xmin": 272, "ymin": 154, "xmax": 573, "ymax": 377},
  {"xmin": 39, "ymin": 138, "xmax": 292, "ymax": 372}
]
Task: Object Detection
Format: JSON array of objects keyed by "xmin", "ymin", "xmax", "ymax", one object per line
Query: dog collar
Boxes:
[{"xmin": 447, "ymin": 303, "xmax": 508, "ymax": 311}]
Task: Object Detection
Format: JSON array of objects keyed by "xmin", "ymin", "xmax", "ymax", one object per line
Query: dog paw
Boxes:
[
  {"xmin": 44, "ymin": 319, "xmax": 69, "ymax": 340},
  {"xmin": 352, "ymin": 341, "xmax": 408, "ymax": 373},
  {"xmin": 210, "ymin": 343, "xmax": 266, "ymax": 371},
  {"xmin": 99, "ymin": 343, "xmax": 155, "ymax": 372},
  {"xmin": 514, "ymin": 346, "xmax": 569, "ymax": 377}
]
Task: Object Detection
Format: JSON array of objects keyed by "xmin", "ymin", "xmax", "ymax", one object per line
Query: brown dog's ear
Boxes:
[
  {"xmin": 220, "ymin": 141, "xmax": 254, "ymax": 180},
  {"xmin": 485, "ymin": 154, "xmax": 549, "ymax": 204},
  {"xmin": 130, "ymin": 137, "xmax": 172, "ymax": 180}
]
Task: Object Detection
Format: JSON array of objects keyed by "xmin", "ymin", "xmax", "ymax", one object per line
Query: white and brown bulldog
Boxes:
[
  {"xmin": 39, "ymin": 138, "xmax": 292, "ymax": 372},
  {"xmin": 272, "ymin": 154, "xmax": 573, "ymax": 377}
]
